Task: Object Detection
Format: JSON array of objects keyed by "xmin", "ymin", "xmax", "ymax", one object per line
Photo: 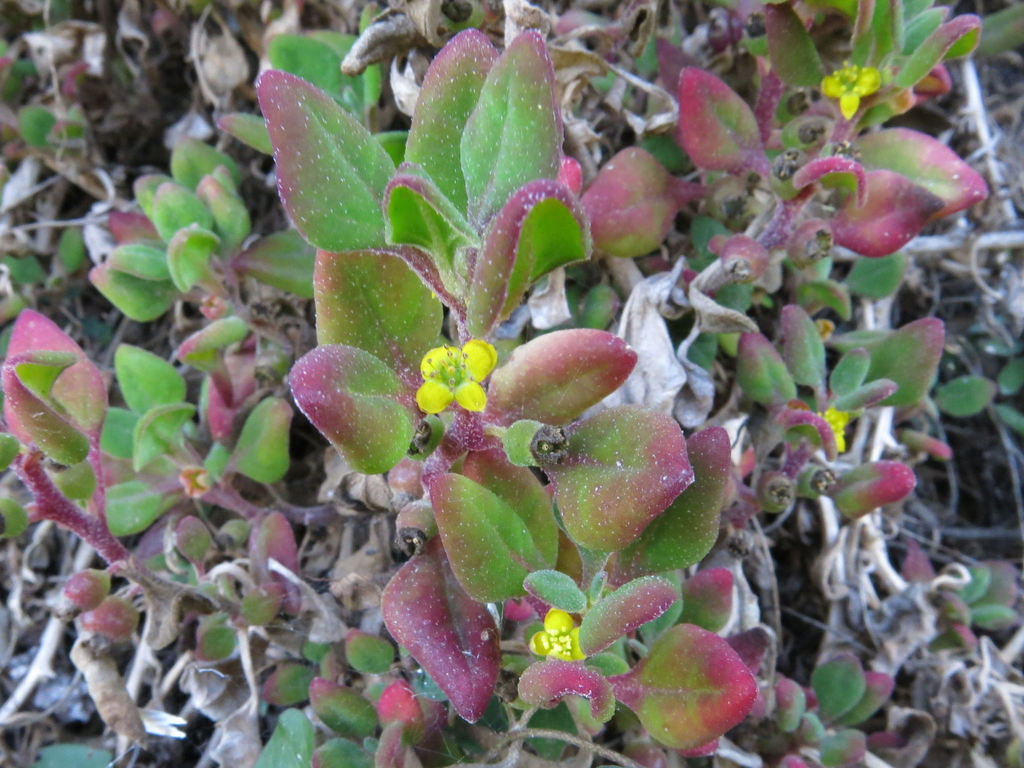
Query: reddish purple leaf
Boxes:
[
  {"xmin": 832, "ymin": 170, "xmax": 944, "ymax": 258},
  {"xmin": 677, "ymin": 739, "xmax": 719, "ymax": 758},
  {"xmin": 792, "ymin": 156, "xmax": 868, "ymax": 207},
  {"xmin": 290, "ymin": 344, "xmax": 416, "ymax": 474},
  {"xmin": 109, "ymin": 211, "xmax": 159, "ymax": 244},
  {"xmin": 381, "ymin": 539, "xmax": 500, "ymax": 722},
  {"xmin": 676, "ymin": 68, "xmax": 768, "ymax": 175},
  {"xmin": 518, "ymin": 659, "xmax": 615, "ymax": 723},
  {"xmin": 901, "ymin": 539, "xmax": 937, "ymax": 582},
  {"xmin": 830, "ymin": 461, "xmax": 916, "ymax": 518},
  {"xmin": 581, "ymin": 147, "xmax": 695, "ymax": 259},
  {"xmin": 834, "ymin": 670, "xmax": 894, "ymax": 726},
  {"xmin": 679, "ymin": 568, "xmax": 733, "ymax": 633},
  {"xmin": 543, "ymin": 406, "xmax": 692, "ymax": 552},
  {"xmin": 613, "ymin": 427, "xmax": 731, "ymax": 580},
  {"xmin": 726, "ymin": 627, "xmax": 771, "ymax": 674},
  {"xmin": 609, "ymin": 624, "xmax": 757, "ymax": 750},
  {"xmin": 775, "ymin": 676, "xmax": 806, "ymax": 732},
  {"xmin": 578, "ymin": 576, "xmax": 679, "ymax": 655},
  {"xmin": 486, "ymin": 329, "xmax": 636, "ymax": 426},
  {"xmin": 857, "ymin": 128, "xmax": 988, "ymax": 220},
  {"xmin": 777, "ymin": 408, "xmax": 838, "ymax": 461},
  {"xmin": 737, "ymin": 333, "xmax": 797, "ymax": 406}
]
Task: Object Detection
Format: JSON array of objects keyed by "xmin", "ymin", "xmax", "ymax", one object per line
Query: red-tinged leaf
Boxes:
[
  {"xmin": 832, "ymin": 170, "xmax": 944, "ymax": 258},
  {"xmin": 775, "ymin": 677, "xmax": 807, "ymax": 733},
  {"xmin": 834, "ymin": 671, "xmax": 894, "ymax": 726},
  {"xmin": 431, "ymin": 472, "xmax": 551, "ymax": 601},
  {"xmin": 405, "ymin": 30, "xmax": 497, "ymax": 213},
  {"xmin": 2, "ymin": 311, "xmax": 106, "ymax": 463},
  {"xmin": 857, "ymin": 317, "xmax": 945, "ymax": 407},
  {"xmin": 857, "ymin": 128, "xmax": 987, "ymax": 219},
  {"xmin": 175, "ymin": 316, "xmax": 248, "ymax": 372},
  {"xmin": 463, "ymin": 448, "xmax": 558, "ymax": 566},
  {"xmin": 314, "ymin": 248, "xmax": 442, "ymax": 384},
  {"xmin": 468, "ymin": 179, "xmax": 589, "ymax": 337},
  {"xmin": 262, "ymin": 663, "xmax": 315, "ymax": 707},
  {"xmin": 581, "ymin": 147, "xmax": 690, "ymax": 259},
  {"xmin": 830, "ymin": 461, "xmax": 916, "ymax": 518},
  {"xmin": 895, "ymin": 15, "xmax": 981, "ymax": 88},
  {"xmin": 257, "ymin": 70, "xmax": 394, "ymax": 251},
  {"xmin": 791, "ymin": 156, "xmax": 868, "ymax": 207},
  {"xmin": 381, "ymin": 539, "xmax": 500, "ymax": 722},
  {"xmin": 309, "ymin": 678, "xmax": 378, "ymax": 739},
  {"xmin": 543, "ymin": 406, "xmax": 692, "ymax": 552},
  {"xmin": 679, "ymin": 739, "xmax": 721, "ymax": 760},
  {"xmin": 486, "ymin": 329, "xmax": 636, "ymax": 426},
  {"xmin": 519, "ymin": 660, "xmax": 615, "ymax": 723},
  {"xmin": 796, "ymin": 279, "xmax": 852, "ymax": 320},
  {"xmin": 820, "ymin": 728, "xmax": 867, "ymax": 767},
  {"xmin": 614, "ymin": 428, "xmax": 730, "ymax": 579},
  {"xmin": 812, "ymin": 654, "xmax": 866, "ymax": 723},
  {"xmin": 737, "ymin": 333, "xmax": 797, "ymax": 406},
  {"xmin": 777, "ymin": 408, "xmax": 838, "ymax": 461},
  {"xmin": 109, "ymin": 211, "xmax": 159, "ymax": 244},
  {"xmin": 676, "ymin": 68, "xmax": 767, "ymax": 175},
  {"xmin": 678, "ymin": 568, "xmax": 733, "ymax": 633},
  {"xmin": 766, "ymin": 4, "xmax": 824, "ymax": 88},
  {"xmin": 608, "ymin": 624, "xmax": 757, "ymax": 750},
  {"xmin": 290, "ymin": 345, "xmax": 416, "ymax": 474},
  {"xmin": 80, "ymin": 595, "xmax": 139, "ymax": 641},
  {"xmin": 461, "ymin": 31, "xmax": 562, "ymax": 226},
  {"xmin": 899, "ymin": 429, "xmax": 953, "ymax": 461},
  {"xmin": 709, "ymin": 233, "xmax": 770, "ymax": 281},
  {"xmin": 726, "ymin": 627, "xmax": 771, "ymax": 674},
  {"xmin": 781, "ymin": 304, "xmax": 826, "ymax": 389},
  {"xmin": 578, "ymin": 576, "xmax": 678, "ymax": 655},
  {"xmin": 831, "ymin": 379, "xmax": 900, "ymax": 412},
  {"xmin": 901, "ymin": 539, "xmax": 937, "ymax": 582}
]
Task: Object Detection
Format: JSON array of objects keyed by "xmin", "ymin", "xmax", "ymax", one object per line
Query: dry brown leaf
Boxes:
[
  {"xmin": 342, "ymin": 11, "xmax": 423, "ymax": 77},
  {"xmin": 70, "ymin": 637, "xmax": 147, "ymax": 743}
]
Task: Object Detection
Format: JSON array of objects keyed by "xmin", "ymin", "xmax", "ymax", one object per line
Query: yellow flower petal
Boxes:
[
  {"xmin": 454, "ymin": 380, "xmax": 487, "ymax": 412},
  {"xmin": 416, "ymin": 380, "xmax": 454, "ymax": 414},
  {"xmin": 420, "ymin": 346, "xmax": 452, "ymax": 377},
  {"xmin": 854, "ymin": 67, "xmax": 881, "ymax": 96},
  {"xmin": 462, "ymin": 339, "xmax": 497, "ymax": 381},
  {"xmin": 543, "ymin": 609, "xmax": 574, "ymax": 635},
  {"xmin": 529, "ymin": 630, "xmax": 553, "ymax": 656},
  {"xmin": 821, "ymin": 406, "xmax": 851, "ymax": 454},
  {"xmin": 821, "ymin": 74, "xmax": 843, "ymax": 99},
  {"xmin": 568, "ymin": 627, "xmax": 585, "ymax": 660},
  {"xmin": 839, "ymin": 92, "xmax": 860, "ymax": 120}
]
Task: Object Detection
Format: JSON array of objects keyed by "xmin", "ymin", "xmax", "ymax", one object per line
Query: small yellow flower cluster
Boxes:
[
  {"xmin": 528, "ymin": 609, "xmax": 585, "ymax": 661},
  {"xmin": 416, "ymin": 340, "xmax": 497, "ymax": 414},
  {"xmin": 821, "ymin": 63, "xmax": 881, "ymax": 120},
  {"xmin": 821, "ymin": 406, "xmax": 851, "ymax": 454}
]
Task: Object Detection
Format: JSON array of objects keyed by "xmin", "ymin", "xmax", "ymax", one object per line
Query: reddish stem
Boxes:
[
  {"xmin": 14, "ymin": 451, "xmax": 130, "ymax": 565},
  {"xmin": 754, "ymin": 69, "xmax": 784, "ymax": 147}
]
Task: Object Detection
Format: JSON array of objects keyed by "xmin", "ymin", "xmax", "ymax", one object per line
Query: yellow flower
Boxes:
[
  {"xmin": 821, "ymin": 63, "xmax": 881, "ymax": 120},
  {"xmin": 415, "ymin": 339, "xmax": 497, "ymax": 414},
  {"xmin": 821, "ymin": 406, "xmax": 851, "ymax": 454},
  {"xmin": 528, "ymin": 609, "xmax": 585, "ymax": 661}
]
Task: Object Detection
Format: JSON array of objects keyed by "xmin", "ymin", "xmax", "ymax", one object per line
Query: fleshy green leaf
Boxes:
[
  {"xmin": 676, "ymin": 68, "xmax": 767, "ymax": 174},
  {"xmin": 542, "ymin": 405, "xmax": 692, "ymax": 552},
  {"xmin": 934, "ymin": 375, "xmax": 996, "ymax": 417},
  {"xmin": 232, "ymin": 397, "xmax": 292, "ymax": 483},
  {"xmin": 461, "ymin": 31, "xmax": 561, "ymax": 226},
  {"xmin": 236, "ymin": 230, "xmax": 315, "ymax": 298},
  {"xmin": 432, "ymin": 472, "xmax": 550, "ymax": 601},
  {"xmin": 381, "ymin": 539, "xmax": 500, "ymax": 722},
  {"xmin": 781, "ymin": 304, "xmax": 825, "ymax": 389},
  {"xmin": 678, "ymin": 568, "xmax": 733, "ymax": 633},
  {"xmin": 89, "ymin": 263, "xmax": 176, "ymax": 322},
  {"xmin": 846, "ymin": 251, "xmax": 906, "ymax": 298},
  {"xmin": 405, "ymin": 30, "xmax": 497, "ymax": 212},
  {"xmin": 132, "ymin": 403, "xmax": 195, "ymax": 471},
  {"xmin": 218, "ymin": 112, "xmax": 273, "ymax": 154},
  {"xmin": 833, "ymin": 671, "xmax": 894, "ymax": 726},
  {"xmin": 578, "ymin": 576, "xmax": 678, "ymax": 655},
  {"xmin": 523, "ymin": 570, "xmax": 587, "ymax": 613},
  {"xmin": 608, "ymin": 624, "xmax": 757, "ymax": 750},
  {"xmin": 766, "ymin": 3, "xmax": 825, "ymax": 87},
  {"xmin": 290, "ymin": 345, "xmax": 415, "ymax": 474},
  {"xmin": 257, "ymin": 70, "xmax": 394, "ymax": 251},
  {"xmin": 811, "ymin": 654, "xmax": 866, "ymax": 723},
  {"xmin": 737, "ymin": 333, "xmax": 797, "ymax": 405},
  {"xmin": 254, "ymin": 709, "xmax": 314, "ymax": 768},
  {"xmin": 150, "ymin": 182, "xmax": 214, "ymax": 243},
  {"xmin": 106, "ymin": 481, "xmax": 176, "ymax": 536},
  {"xmin": 486, "ymin": 329, "xmax": 636, "ymax": 425},
  {"xmin": 267, "ymin": 34, "xmax": 344, "ymax": 98},
  {"xmin": 314, "ymin": 248, "xmax": 442, "ymax": 381},
  {"xmin": 894, "ymin": 16, "xmax": 981, "ymax": 88},
  {"xmin": 859, "ymin": 317, "xmax": 944, "ymax": 407},
  {"xmin": 170, "ymin": 138, "xmax": 240, "ymax": 191},
  {"xmin": 614, "ymin": 427, "xmax": 731, "ymax": 579},
  {"xmin": 197, "ymin": 174, "xmax": 251, "ymax": 252},
  {"xmin": 830, "ymin": 348, "xmax": 871, "ymax": 396},
  {"xmin": 115, "ymin": 345, "xmax": 186, "ymax": 414}
]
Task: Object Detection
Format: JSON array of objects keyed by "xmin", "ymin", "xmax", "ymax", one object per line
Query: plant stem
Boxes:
[
  {"xmin": 481, "ymin": 727, "xmax": 647, "ymax": 768},
  {"xmin": 13, "ymin": 451, "xmax": 130, "ymax": 565}
]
